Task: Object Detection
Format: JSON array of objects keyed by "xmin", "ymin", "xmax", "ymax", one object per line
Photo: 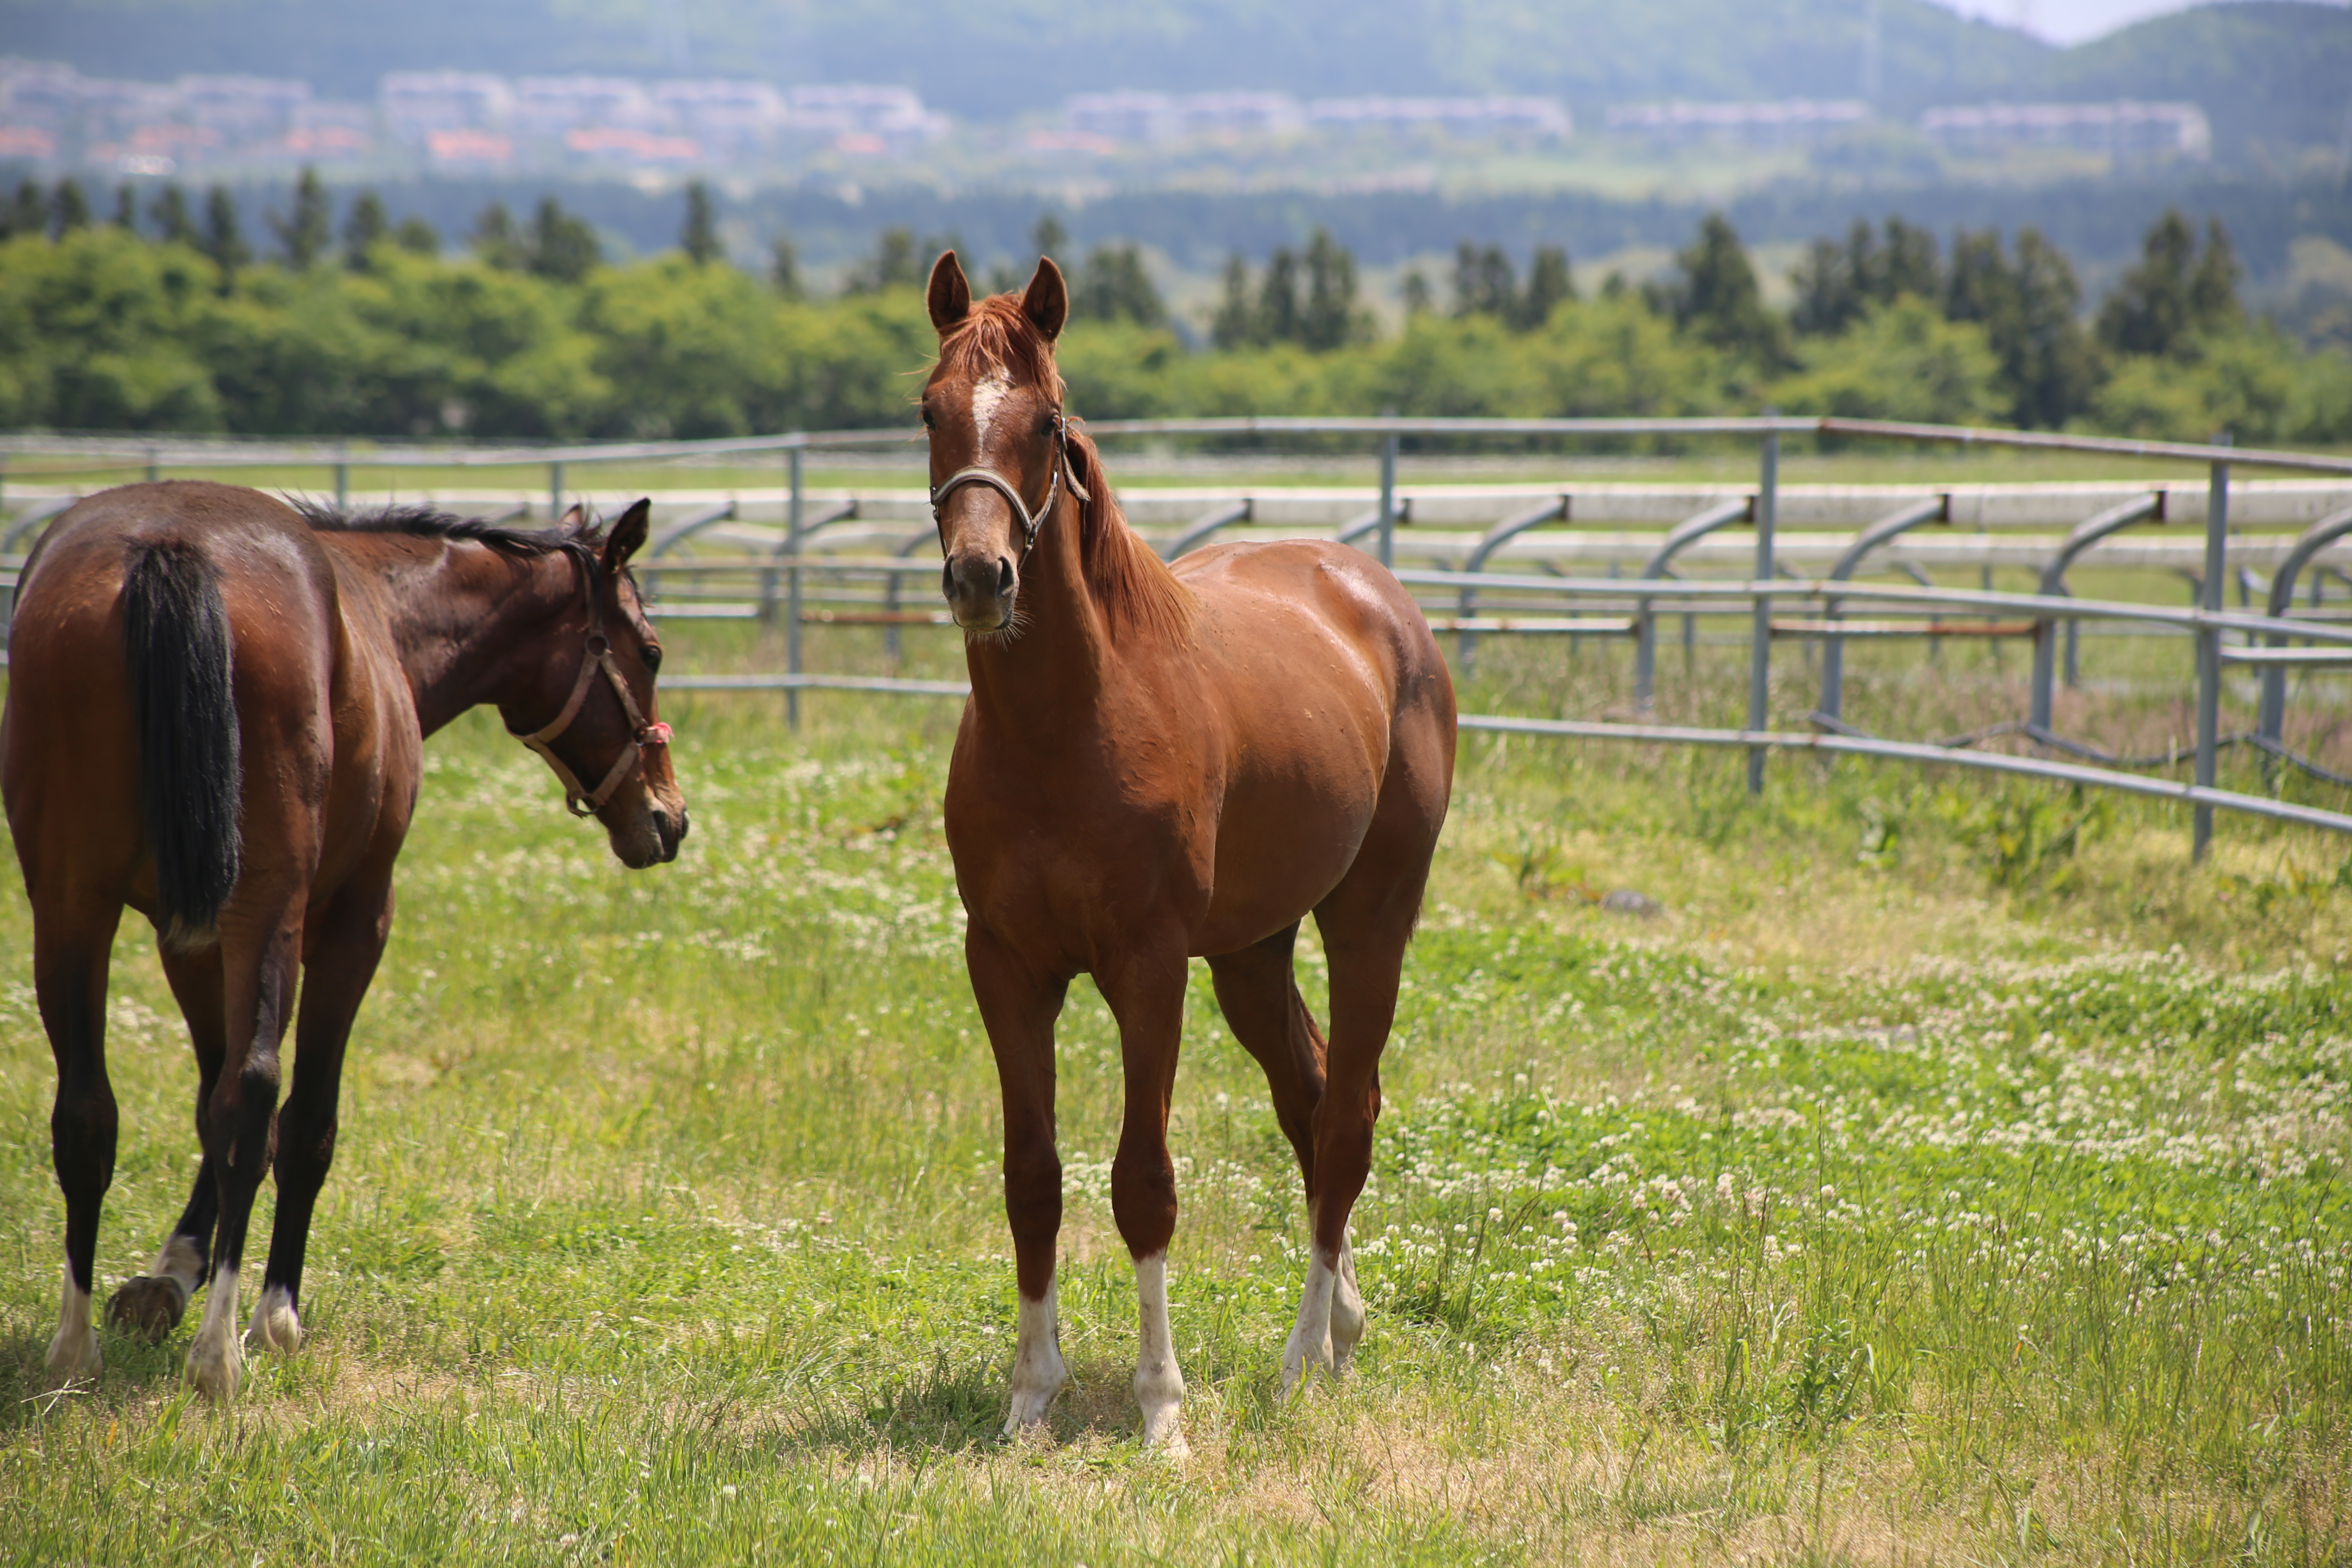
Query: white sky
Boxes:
[{"xmin": 1930, "ymin": 0, "xmax": 2342, "ymax": 47}]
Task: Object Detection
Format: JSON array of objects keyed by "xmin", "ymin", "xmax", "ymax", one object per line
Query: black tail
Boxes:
[{"xmin": 123, "ymin": 540, "xmax": 241, "ymax": 945}]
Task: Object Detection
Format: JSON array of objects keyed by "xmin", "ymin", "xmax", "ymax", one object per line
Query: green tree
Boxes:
[
  {"xmin": 393, "ymin": 216, "xmax": 439, "ymax": 256},
  {"xmin": 1031, "ymin": 213, "xmax": 1069, "ymax": 266},
  {"xmin": 1400, "ymin": 266, "xmax": 1433, "ymax": 316},
  {"xmin": 203, "ymin": 185, "xmax": 250, "ymax": 285},
  {"xmin": 149, "ymin": 184, "xmax": 197, "ymax": 247},
  {"xmin": 272, "ymin": 167, "xmax": 332, "ymax": 269},
  {"xmin": 1259, "ymin": 248, "xmax": 1301, "ymax": 345},
  {"xmin": 3, "ymin": 181, "xmax": 46, "ymax": 242},
  {"xmin": 473, "ymin": 203, "xmax": 523, "ymax": 270},
  {"xmin": 1211, "ymin": 253, "xmax": 1256, "ymax": 349},
  {"xmin": 845, "ymin": 227, "xmax": 920, "ymax": 293},
  {"xmin": 53, "ymin": 179, "xmax": 91, "ymax": 234},
  {"xmin": 1944, "ymin": 227, "xmax": 2099, "ymax": 429},
  {"xmin": 343, "ymin": 190, "xmax": 389, "ymax": 270},
  {"xmin": 1772, "ymin": 297, "xmax": 2003, "ymax": 425},
  {"xmin": 110, "ymin": 184, "xmax": 136, "ymax": 228},
  {"xmin": 526, "ymin": 197, "xmax": 601, "ymax": 284},
  {"xmin": 1300, "ymin": 228, "xmax": 1365, "ymax": 350},
  {"xmin": 1071, "ymin": 241, "xmax": 1165, "ymax": 328},
  {"xmin": 681, "ymin": 180, "xmax": 720, "ymax": 265},
  {"xmin": 2098, "ymin": 211, "xmax": 2241, "ymax": 359},
  {"xmin": 1452, "ymin": 241, "xmax": 1517, "ymax": 321},
  {"xmin": 770, "ymin": 233, "xmax": 801, "ymax": 298},
  {"xmin": 1518, "ymin": 245, "xmax": 1575, "ymax": 330},
  {"xmin": 1661, "ymin": 213, "xmax": 1784, "ymax": 370}
]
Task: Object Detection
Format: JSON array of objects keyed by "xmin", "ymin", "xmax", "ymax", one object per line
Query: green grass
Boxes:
[{"xmin": 2, "ymin": 620, "xmax": 2350, "ymax": 1564}]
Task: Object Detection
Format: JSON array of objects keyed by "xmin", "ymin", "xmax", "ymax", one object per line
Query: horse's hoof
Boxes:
[
  {"xmin": 1139, "ymin": 1409, "xmax": 1190, "ymax": 1459},
  {"xmin": 107, "ymin": 1276, "xmax": 189, "ymax": 1345},
  {"xmin": 247, "ymin": 1286, "xmax": 303, "ymax": 1354},
  {"xmin": 183, "ymin": 1332, "xmax": 241, "ymax": 1400},
  {"xmin": 44, "ymin": 1323, "xmax": 102, "ymax": 1384}
]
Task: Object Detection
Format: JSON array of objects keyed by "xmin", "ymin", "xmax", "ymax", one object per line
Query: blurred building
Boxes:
[
  {"xmin": 1604, "ymin": 99, "xmax": 1869, "ymax": 147},
  {"xmin": 1920, "ymin": 101, "xmax": 2211, "ymax": 161},
  {"xmin": 1065, "ymin": 90, "xmax": 1568, "ymax": 145}
]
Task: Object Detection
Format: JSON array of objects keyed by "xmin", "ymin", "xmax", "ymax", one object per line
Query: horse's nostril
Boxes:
[
  {"xmin": 997, "ymin": 557, "xmax": 1015, "ymax": 596},
  {"xmin": 941, "ymin": 561, "xmax": 954, "ymax": 602}
]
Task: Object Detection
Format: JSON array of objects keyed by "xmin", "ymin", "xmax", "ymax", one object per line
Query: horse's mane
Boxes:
[
  {"xmin": 292, "ymin": 499, "xmax": 607, "ymax": 586},
  {"xmin": 938, "ymin": 296, "xmax": 1195, "ymax": 646}
]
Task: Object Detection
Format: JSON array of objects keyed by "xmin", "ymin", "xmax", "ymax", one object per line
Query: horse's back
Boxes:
[
  {"xmin": 4, "ymin": 483, "xmax": 345, "ymax": 906},
  {"xmin": 1164, "ymin": 537, "xmax": 1454, "ymax": 949}
]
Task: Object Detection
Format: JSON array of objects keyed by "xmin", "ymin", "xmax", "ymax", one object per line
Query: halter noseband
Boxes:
[
  {"xmin": 510, "ymin": 572, "xmax": 672, "ymax": 819},
  {"xmin": 928, "ymin": 408, "xmax": 1090, "ymax": 560}
]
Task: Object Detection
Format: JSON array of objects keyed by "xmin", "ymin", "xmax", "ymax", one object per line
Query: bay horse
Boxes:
[
  {"xmin": 3, "ymin": 481, "xmax": 685, "ymax": 1397},
  {"xmin": 922, "ymin": 254, "xmax": 1455, "ymax": 1454}
]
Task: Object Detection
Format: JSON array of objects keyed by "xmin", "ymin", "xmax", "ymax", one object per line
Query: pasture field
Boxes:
[{"xmin": 1, "ymin": 628, "xmax": 2350, "ymax": 1566}]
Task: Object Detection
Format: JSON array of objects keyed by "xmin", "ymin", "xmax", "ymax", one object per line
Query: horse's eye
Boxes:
[
  {"xmin": 920, "ymin": 408, "xmax": 935, "ymax": 430},
  {"xmin": 643, "ymin": 645, "xmax": 664, "ymax": 673}
]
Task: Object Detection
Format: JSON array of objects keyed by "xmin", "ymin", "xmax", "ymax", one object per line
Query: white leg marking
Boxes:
[
  {"xmin": 45, "ymin": 1267, "xmax": 101, "ymax": 1381},
  {"xmin": 1132, "ymin": 1252, "xmax": 1188, "ymax": 1457},
  {"xmin": 1003, "ymin": 1273, "xmax": 1066, "ymax": 1437},
  {"xmin": 247, "ymin": 1283, "xmax": 303, "ymax": 1353},
  {"xmin": 185, "ymin": 1264, "xmax": 243, "ymax": 1398},
  {"xmin": 151, "ymin": 1234, "xmax": 205, "ymax": 1303},
  {"xmin": 1329, "ymin": 1234, "xmax": 1366, "ymax": 1372},
  {"xmin": 1282, "ymin": 1248, "xmax": 1339, "ymax": 1391},
  {"xmin": 969, "ymin": 371, "xmax": 1013, "ymax": 449}
]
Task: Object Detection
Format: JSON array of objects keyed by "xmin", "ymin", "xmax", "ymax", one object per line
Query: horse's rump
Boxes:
[{"xmin": 122, "ymin": 539, "xmax": 243, "ymax": 946}]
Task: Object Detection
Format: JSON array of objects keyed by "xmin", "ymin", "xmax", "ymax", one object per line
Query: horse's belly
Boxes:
[{"xmin": 1193, "ymin": 744, "xmax": 1382, "ymax": 955}]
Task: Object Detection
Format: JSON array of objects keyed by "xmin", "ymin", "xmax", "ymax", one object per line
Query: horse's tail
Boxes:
[{"xmin": 123, "ymin": 539, "xmax": 242, "ymax": 946}]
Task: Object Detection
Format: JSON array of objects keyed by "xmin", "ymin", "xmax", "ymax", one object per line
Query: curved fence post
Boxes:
[
  {"xmin": 884, "ymin": 527, "xmax": 935, "ymax": 666},
  {"xmin": 1456, "ymin": 497, "xmax": 1569, "ymax": 675},
  {"xmin": 1632, "ymin": 496, "xmax": 1752, "ymax": 712},
  {"xmin": 1161, "ymin": 499, "xmax": 1252, "ymax": 561},
  {"xmin": 2029, "ymin": 492, "xmax": 2165, "ymax": 736},
  {"xmin": 1817, "ymin": 493, "xmax": 1948, "ymax": 726},
  {"xmin": 2257, "ymin": 503, "xmax": 2352, "ymax": 775}
]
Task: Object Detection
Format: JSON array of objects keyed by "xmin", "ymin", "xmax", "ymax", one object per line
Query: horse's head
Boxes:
[
  {"xmin": 920, "ymin": 250, "xmax": 1075, "ymax": 633},
  {"xmin": 506, "ymin": 498, "xmax": 688, "ymax": 868}
]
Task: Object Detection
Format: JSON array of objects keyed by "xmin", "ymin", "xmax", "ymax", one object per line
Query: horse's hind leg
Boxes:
[
  {"xmin": 183, "ymin": 893, "xmax": 303, "ymax": 1399},
  {"xmin": 1286, "ymin": 825, "xmax": 1440, "ymax": 1386},
  {"xmin": 108, "ymin": 942, "xmax": 227, "ymax": 1344},
  {"xmin": 33, "ymin": 895, "xmax": 125, "ymax": 1381},
  {"xmin": 254, "ymin": 874, "xmax": 394, "ymax": 1353},
  {"xmin": 1211, "ymin": 926, "xmax": 1375, "ymax": 1379}
]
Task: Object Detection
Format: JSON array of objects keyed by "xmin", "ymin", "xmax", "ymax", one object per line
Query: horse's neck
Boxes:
[
  {"xmin": 964, "ymin": 499, "xmax": 1113, "ymax": 749},
  {"xmin": 375, "ymin": 544, "xmax": 581, "ymax": 737}
]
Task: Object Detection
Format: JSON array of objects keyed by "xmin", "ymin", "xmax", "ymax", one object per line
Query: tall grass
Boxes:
[{"xmin": 0, "ymin": 611, "xmax": 2346, "ymax": 1564}]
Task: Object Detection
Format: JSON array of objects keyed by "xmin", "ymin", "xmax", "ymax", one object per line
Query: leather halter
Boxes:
[
  {"xmin": 928, "ymin": 408, "xmax": 1091, "ymax": 560},
  {"xmin": 510, "ymin": 575, "xmax": 671, "ymax": 818}
]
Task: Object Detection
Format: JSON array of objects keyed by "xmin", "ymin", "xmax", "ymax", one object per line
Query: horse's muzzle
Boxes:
[
  {"xmin": 943, "ymin": 551, "xmax": 1016, "ymax": 630},
  {"xmin": 652, "ymin": 806, "xmax": 688, "ymax": 864}
]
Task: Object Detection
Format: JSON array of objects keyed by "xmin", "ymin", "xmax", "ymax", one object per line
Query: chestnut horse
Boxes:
[
  {"xmin": 923, "ymin": 254, "xmax": 1456, "ymax": 1454},
  {"xmin": 3, "ymin": 481, "xmax": 685, "ymax": 1396}
]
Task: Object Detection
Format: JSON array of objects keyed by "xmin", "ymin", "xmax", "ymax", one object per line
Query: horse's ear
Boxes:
[
  {"xmin": 603, "ymin": 498, "xmax": 652, "ymax": 572},
  {"xmin": 927, "ymin": 250, "xmax": 971, "ymax": 334},
  {"xmin": 559, "ymin": 503, "xmax": 586, "ymax": 529},
  {"xmin": 1022, "ymin": 256, "xmax": 1068, "ymax": 343}
]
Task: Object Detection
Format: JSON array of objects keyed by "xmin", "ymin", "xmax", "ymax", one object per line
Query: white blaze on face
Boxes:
[{"xmin": 969, "ymin": 371, "xmax": 1014, "ymax": 449}]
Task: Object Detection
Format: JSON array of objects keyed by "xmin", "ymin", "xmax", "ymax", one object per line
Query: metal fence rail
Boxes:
[{"xmin": 8, "ymin": 415, "xmax": 2352, "ymax": 854}]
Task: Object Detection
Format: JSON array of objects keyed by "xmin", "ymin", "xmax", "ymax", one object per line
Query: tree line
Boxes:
[{"xmin": 1, "ymin": 171, "xmax": 2345, "ymax": 445}]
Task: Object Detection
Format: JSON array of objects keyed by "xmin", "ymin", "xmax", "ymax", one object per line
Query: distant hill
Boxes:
[{"xmin": 2, "ymin": 0, "xmax": 2345, "ymax": 160}]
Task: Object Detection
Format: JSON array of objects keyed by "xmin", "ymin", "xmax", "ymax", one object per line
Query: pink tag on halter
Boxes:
[{"xmin": 642, "ymin": 722, "xmax": 673, "ymax": 746}]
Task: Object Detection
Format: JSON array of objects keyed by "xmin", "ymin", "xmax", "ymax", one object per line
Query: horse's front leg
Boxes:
[
  {"xmin": 967, "ymin": 924, "xmax": 1071, "ymax": 1437},
  {"xmin": 185, "ymin": 893, "xmax": 303, "ymax": 1399},
  {"xmin": 1096, "ymin": 936, "xmax": 1192, "ymax": 1457}
]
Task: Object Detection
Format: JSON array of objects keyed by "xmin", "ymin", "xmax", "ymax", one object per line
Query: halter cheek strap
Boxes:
[
  {"xmin": 510, "ymin": 599, "xmax": 671, "ymax": 819},
  {"xmin": 928, "ymin": 409, "xmax": 1091, "ymax": 560}
]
